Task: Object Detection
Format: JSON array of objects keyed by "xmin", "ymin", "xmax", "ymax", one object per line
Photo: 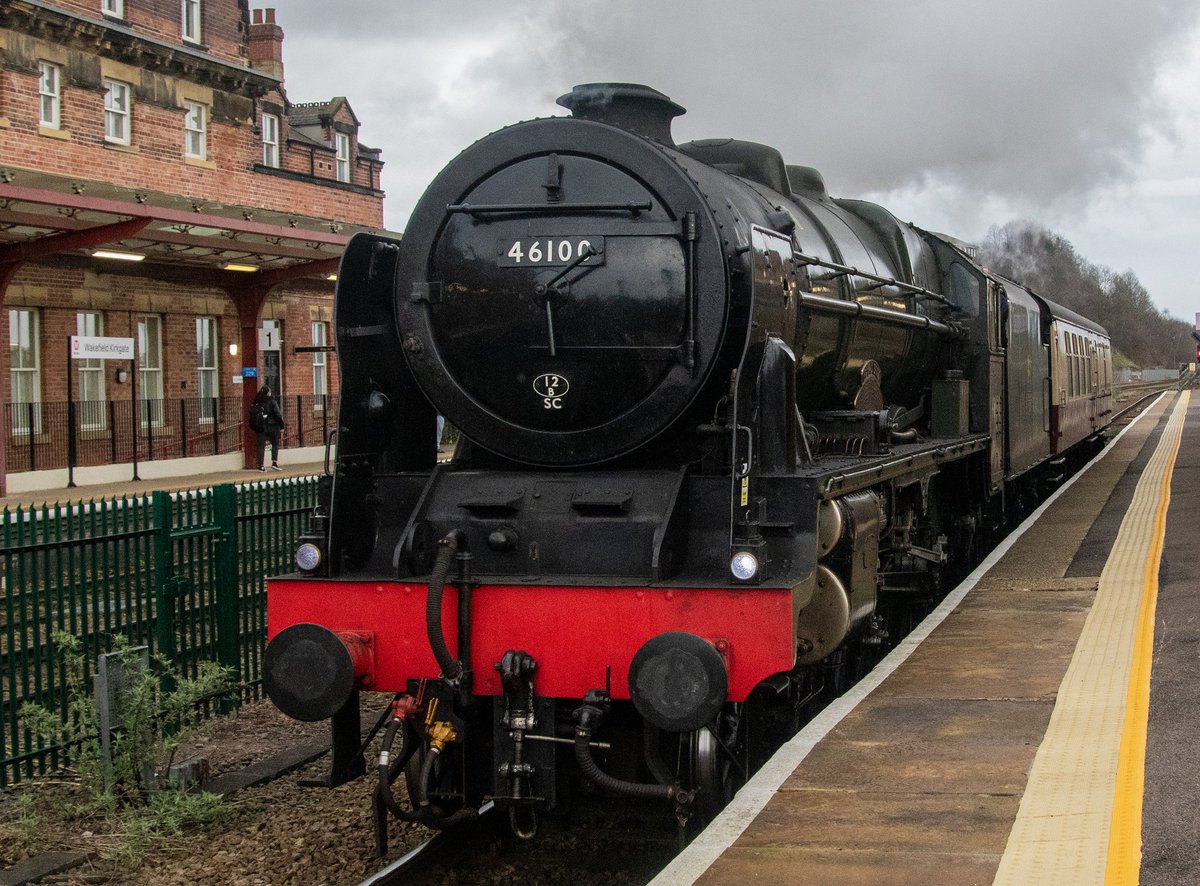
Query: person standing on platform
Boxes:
[{"xmin": 249, "ymin": 384, "xmax": 285, "ymax": 472}]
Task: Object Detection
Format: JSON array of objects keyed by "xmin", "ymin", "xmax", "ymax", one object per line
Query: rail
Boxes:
[{"xmin": 359, "ymin": 802, "xmax": 496, "ymax": 886}]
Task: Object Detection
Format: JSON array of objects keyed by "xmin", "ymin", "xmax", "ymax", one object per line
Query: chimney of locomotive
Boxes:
[{"xmin": 556, "ymin": 83, "xmax": 685, "ymax": 146}]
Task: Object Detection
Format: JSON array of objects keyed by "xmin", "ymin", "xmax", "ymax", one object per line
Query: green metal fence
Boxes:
[{"xmin": 0, "ymin": 476, "xmax": 318, "ymax": 786}]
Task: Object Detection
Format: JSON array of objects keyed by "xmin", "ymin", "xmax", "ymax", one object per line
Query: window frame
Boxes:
[
  {"xmin": 76, "ymin": 312, "xmax": 107, "ymax": 431},
  {"xmin": 335, "ymin": 132, "xmax": 350, "ymax": 183},
  {"xmin": 137, "ymin": 315, "xmax": 164, "ymax": 427},
  {"xmin": 181, "ymin": 0, "xmax": 202, "ymax": 44},
  {"xmin": 9, "ymin": 309, "xmax": 42, "ymax": 436},
  {"xmin": 196, "ymin": 316, "xmax": 218, "ymax": 423},
  {"xmin": 261, "ymin": 113, "xmax": 280, "ymax": 168},
  {"xmin": 183, "ymin": 100, "xmax": 207, "ymax": 160},
  {"xmin": 102, "ymin": 0, "xmax": 124, "ymax": 18},
  {"xmin": 103, "ymin": 78, "xmax": 131, "ymax": 145},
  {"xmin": 311, "ymin": 321, "xmax": 328, "ymax": 407},
  {"xmin": 38, "ymin": 61, "xmax": 61, "ymax": 129}
]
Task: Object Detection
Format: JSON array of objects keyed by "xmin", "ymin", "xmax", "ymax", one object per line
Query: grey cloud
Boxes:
[
  {"xmin": 530, "ymin": 0, "xmax": 1197, "ymax": 203},
  {"xmin": 271, "ymin": 1, "xmax": 1199, "ymax": 232}
]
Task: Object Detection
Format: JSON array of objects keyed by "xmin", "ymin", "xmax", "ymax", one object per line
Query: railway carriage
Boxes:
[{"xmin": 262, "ymin": 84, "xmax": 1112, "ymax": 848}]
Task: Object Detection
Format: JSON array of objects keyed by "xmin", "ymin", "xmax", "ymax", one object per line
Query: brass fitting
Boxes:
[{"xmin": 428, "ymin": 720, "xmax": 459, "ymax": 752}]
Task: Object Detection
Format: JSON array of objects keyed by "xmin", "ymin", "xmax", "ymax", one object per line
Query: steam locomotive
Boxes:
[{"xmin": 263, "ymin": 83, "xmax": 1112, "ymax": 848}]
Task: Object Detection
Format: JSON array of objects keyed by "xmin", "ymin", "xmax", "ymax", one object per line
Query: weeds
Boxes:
[
  {"xmin": 13, "ymin": 631, "xmax": 235, "ymax": 868},
  {"xmin": 103, "ymin": 790, "xmax": 231, "ymax": 868}
]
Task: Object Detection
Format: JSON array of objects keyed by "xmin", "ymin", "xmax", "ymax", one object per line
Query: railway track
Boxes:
[
  {"xmin": 361, "ymin": 803, "xmax": 498, "ymax": 886},
  {"xmin": 359, "ymin": 797, "xmax": 681, "ymax": 886}
]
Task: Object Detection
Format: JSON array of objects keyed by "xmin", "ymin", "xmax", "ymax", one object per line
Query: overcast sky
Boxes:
[{"xmin": 274, "ymin": 0, "xmax": 1200, "ymax": 322}]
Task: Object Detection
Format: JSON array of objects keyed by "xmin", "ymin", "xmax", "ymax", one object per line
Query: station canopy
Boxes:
[{"xmin": 0, "ymin": 166, "xmax": 391, "ymax": 287}]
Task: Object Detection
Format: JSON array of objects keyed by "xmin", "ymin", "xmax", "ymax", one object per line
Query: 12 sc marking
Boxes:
[{"xmin": 534, "ymin": 373, "xmax": 569, "ymax": 408}]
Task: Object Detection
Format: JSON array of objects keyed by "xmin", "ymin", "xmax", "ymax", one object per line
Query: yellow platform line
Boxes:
[
  {"xmin": 994, "ymin": 392, "xmax": 1189, "ymax": 886},
  {"xmin": 1105, "ymin": 389, "xmax": 1187, "ymax": 884}
]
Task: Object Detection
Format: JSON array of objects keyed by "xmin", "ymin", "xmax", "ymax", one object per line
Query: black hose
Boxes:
[
  {"xmin": 425, "ymin": 806, "xmax": 479, "ymax": 830},
  {"xmin": 417, "ymin": 746, "xmax": 439, "ymax": 808},
  {"xmin": 890, "ymin": 427, "xmax": 919, "ymax": 443},
  {"xmin": 642, "ymin": 725, "xmax": 675, "ymax": 787},
  {"xmin": 425, "ymin": 537, "xmax": 463, "ymax": 682},
  {"xmin": 413, "ymin": 744, "xmax": 477, "ymax": 829},
  {"xmin": 576, "ymin": 726, "xmax": 676, "ymax": 801},
  {"xmin": 376, "ymin": 718, "xmax": 422, "ymax": 821}
]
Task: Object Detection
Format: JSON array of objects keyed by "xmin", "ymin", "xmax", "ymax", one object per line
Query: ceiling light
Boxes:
[
  {"xmin": 222, "ymin": 263, "xmax": 258, "ymax": 273},
  {"xmin": 93, "ymin": 249, "xmax": 145, "ymax": 262}
]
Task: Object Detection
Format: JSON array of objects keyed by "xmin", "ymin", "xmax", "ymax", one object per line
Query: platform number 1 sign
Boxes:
[{"xmin": 258, "ymin": 322, "xmax": 280, "ymax": 352}]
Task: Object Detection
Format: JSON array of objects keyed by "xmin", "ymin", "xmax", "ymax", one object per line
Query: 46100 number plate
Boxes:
[{"xmin": 498, "ymin": 236, "xmax": 605, "ymax": 267}]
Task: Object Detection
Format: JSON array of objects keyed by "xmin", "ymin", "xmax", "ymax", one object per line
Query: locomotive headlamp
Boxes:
[
  {"xmin": 295, "ymin": 542, "xmax": 323, "ymax": 572},
  {"xmin": 730, "ymin": 550, "xmax": 759, "ymax": 581}
]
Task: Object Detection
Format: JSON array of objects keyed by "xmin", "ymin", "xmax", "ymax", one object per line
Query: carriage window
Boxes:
[
  {"xmin": 1070, "ymin": 331, "xmax": 1080, "ymax": 396},
  {"xmin": 1073, "ymin": 334, "xmax": 1082, "ymax": 398},
  {"xmin": 1070, "ymin": 328, "xmax": 1080, "ymax": 396}
]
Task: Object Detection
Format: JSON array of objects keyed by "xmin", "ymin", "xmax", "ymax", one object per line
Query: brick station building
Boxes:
[{"xmin": 0, "ymin": 0, "xmax": 387, "ymax": 494}]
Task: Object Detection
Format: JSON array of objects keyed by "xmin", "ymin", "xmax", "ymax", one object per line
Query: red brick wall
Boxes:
[
  {"xmin": 51, "ymin": 0, "xmax": 249, "ymax": 67},
  {"xmin": 1, "ymin": 263, "xmax": 340, "ymax": 407},
  {"xmin": 0, "ymin": 78, "xmax": 382, "ymax": 227},
  {"xmin": 1, "ymin": 4, "xmax": 384, "ymax": 226}
]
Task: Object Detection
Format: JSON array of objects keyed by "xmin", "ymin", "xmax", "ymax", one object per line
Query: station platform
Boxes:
[
  {"xmin": 0, "ymin": 460, "xmax": 326, "ymax": 510},
  {"xmin": 655, "ymin": 390, "xmax": 1196, "ymax": 886}
]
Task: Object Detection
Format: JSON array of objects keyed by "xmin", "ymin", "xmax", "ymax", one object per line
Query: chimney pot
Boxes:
[{"xmin": 249, "ymin": 8, "xmax": 285, "ymax": 79}]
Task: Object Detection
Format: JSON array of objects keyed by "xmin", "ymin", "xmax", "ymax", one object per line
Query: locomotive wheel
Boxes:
[{"xmin": 682, "ymin": 724, "xmax": 737, "ymax": 823}]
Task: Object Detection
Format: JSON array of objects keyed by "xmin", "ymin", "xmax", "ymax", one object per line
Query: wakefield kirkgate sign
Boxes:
[{"xmin": 70, "ymin": 335, "xmax": 135, "ymax": 361}]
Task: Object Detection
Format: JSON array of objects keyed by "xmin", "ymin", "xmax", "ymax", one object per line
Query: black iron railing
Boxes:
[{"xmin": 4, "ymin": 395, "xmax": 339, "ymax": 474}]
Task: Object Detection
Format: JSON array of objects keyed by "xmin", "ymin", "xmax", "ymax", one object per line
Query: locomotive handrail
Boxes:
[
  {"xmin": 793, "ymin": 252, "xmax": 956, "ymax": 309},
  {"xmin": 798, "ymin": 290, "xmax": 959, "ymax": 337},
  {"xmin": 446, "ymin": 201, "xmax": 653, "ymax": 216}
]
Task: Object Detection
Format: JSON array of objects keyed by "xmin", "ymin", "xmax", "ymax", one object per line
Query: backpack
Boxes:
[{"xmin": 249, "ymin": 402, "xmax": 268, "ymax": 433}]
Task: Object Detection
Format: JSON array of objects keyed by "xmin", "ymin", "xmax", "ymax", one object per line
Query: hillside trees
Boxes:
[{"xmin": 977, "ymin": 221, "xmax": 1192, "ymax": 369}]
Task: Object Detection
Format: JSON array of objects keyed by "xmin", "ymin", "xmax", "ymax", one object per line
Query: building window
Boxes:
[
  {"xmin": 137, "ymin": 315, "xmax": 163, "ymax": 426},
  {"xmin": 182, "ymin": 0, "xmax": 202, "ymax": 43},
  {"xmin": 9, "ymin": 309, "xmax": 41, "ymax": 435},
  {"xmin": 311, "ymin": 322, "xmax": 328, "ymax": 406},
  {"xmin": 103, "ymin": 79, "xmax": 131, "ymax": 145},
  {"xmin": 102, "ymin": 0, "xmax": 123, "ymax": 18},
  {"xmin": 38, "ymin": 62, "xmax": 61, "ymax": 129},
  {"xmin": 196, "ymin": 317, "xmax": 217, "ymax": 422},
  {"xmin": 261, "ymin": 113, "xmax": 280, "ymax": 168},
  {"xmin": 76, "ymin": 312, "xmax": 107, "ymax": 430},
  {"xmin": 335, "ymin": 132, "xmax": 350, "ymax": 183},
  {"xmin": 184, "ymin": 101, "xmax": 207, "ymax": 159}
]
